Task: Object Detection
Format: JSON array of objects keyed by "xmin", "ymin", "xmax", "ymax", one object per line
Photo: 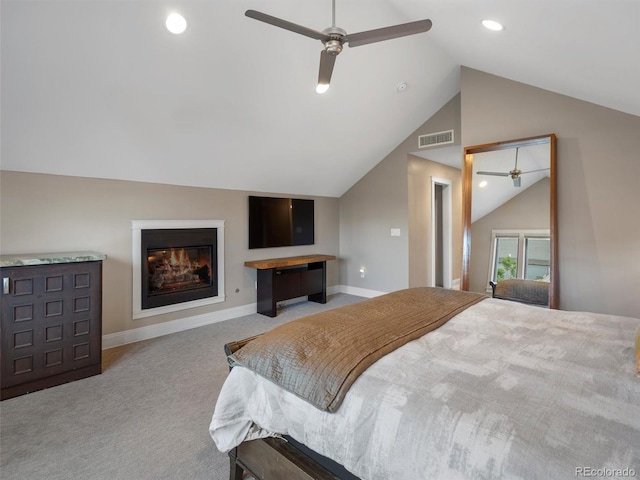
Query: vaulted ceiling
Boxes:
[{"xmin": 2, "ymin": 0, "xmax": 639, "ymax": 197}]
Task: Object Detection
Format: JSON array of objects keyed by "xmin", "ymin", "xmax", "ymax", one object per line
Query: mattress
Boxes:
[{"xmin": 210, "ymin": 297, "xmax": 640, "ymax": 480}]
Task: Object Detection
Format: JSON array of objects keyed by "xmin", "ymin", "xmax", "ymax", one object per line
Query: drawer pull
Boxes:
[{"xmin": 3, "ymin": 277, "xmax": 9, "ymax": 295}]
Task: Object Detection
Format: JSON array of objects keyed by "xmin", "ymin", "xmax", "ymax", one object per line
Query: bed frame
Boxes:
[{"xmin": 224, "ymin": 338, "xmax": 361, "ymax": 480}]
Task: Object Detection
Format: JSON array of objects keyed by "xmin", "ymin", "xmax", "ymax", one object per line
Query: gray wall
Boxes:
[
  {"xmin": 339, "ymin": 95, "xmax": 461, "ymax": 293},
  {"xmin": 339, "ymin": 67, "xmax": 640, "ymax": 318},
  {"xmin": 0, "ymin": 172, "xmax": 340, "ymax": 335},
  {"xmin": 461, "ymin": 67, "xmax": 640, "ymax": 317},
  {"xmin": 3, "ymin": 67, "xmax": 638, "ymax": 339}
]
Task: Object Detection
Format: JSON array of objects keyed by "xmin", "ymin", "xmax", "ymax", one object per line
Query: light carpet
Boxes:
[{"xmin": 0, "ymin": 293, "xmax": 363, "ymax": 480}]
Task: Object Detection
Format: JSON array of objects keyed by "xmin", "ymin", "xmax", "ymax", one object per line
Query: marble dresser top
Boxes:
[{"xmin": 0, "ymin": 251, "xmax": 107, "ymax": 268}]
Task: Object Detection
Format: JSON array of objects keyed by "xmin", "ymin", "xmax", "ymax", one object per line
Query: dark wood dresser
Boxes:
[{"xmin": 1, "ymin": 252, "xmax": 106, "ymax": 400}]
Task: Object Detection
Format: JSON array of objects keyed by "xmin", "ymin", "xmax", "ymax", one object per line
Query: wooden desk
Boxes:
[{"xmin": 245, "ymin": 255, "xmax": 336, "ymax": 317}]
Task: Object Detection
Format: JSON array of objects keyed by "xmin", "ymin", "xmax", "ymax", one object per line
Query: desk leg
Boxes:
[
  {"xmin": 256, "ymin": 268, "xmax": 277, "ymax": 317},
  {"xmin": 307, "ymin": 261, "xmax": 327, "ymax": 304}
]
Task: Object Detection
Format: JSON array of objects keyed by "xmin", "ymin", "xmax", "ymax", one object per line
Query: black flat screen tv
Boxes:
[{"xmin": 248, "ymin": 196, "xmax": 314, "ymax": 249}]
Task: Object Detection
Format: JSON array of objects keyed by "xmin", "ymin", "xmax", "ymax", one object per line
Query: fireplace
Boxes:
[
  {"xmin": 142, "ymin": 228, "xmax": 218, "ymax": 309},
  {"xmin": 132, "ymin": 220, "xmax": 225, "ymax": 319}
]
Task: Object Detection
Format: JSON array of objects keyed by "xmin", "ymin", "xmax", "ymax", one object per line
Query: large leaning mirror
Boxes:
[{"xmin": 462, "ymin": 134, "xmax": 557, "ymax": 308}]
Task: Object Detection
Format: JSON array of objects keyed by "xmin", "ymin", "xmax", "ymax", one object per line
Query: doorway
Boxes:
[{"xmin": 431, "ymin": 177, "xmax": 452, "ymax": 288}]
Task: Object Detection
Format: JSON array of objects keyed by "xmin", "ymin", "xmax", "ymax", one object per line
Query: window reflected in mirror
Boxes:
[{"xmin": 488, "ymin": 230, "xmax": 550, "ymax": 292}]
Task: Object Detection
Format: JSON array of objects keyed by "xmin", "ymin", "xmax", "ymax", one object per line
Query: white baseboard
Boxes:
[
  {"xmin": 102, "ymin": 303, "xmax": 257, "ymax": 350},
  {"xmin": 102, "ymin": 285, "xmax": 383, "ymax": 350},
  {"xmin": 332, "ymin": 285, "xmax": 387, "ymax": 298},
  {"xmin": 280, "ymin": 284, "xmax": 384, "ymax": 299}
]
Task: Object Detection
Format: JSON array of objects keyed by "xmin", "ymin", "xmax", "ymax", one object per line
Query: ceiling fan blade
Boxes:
[
  {"xmin": 513, "ymin": 177, "xmax": 522, "ymax": 187},
  {"xmin": 245, "ymin": 10, "xmax": 329, "ymax": 42},
  {"xmin": 477, "ymin": 171, "xmax": 510, "ymax": 177},
  {"xmin": 346, "ymin": 19, "xmax": 432, "ymax": 48},
  {"xmin": 520, "ymin": 168, "xmax": 550, "ymax": 175},
  {"xmin": 318, "ymin": 50, "xmax": 337, "ymax": 86}
]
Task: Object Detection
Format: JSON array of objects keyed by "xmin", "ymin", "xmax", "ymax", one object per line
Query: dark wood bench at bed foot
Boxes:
[
  {"xmin": 230, "ymin": 437, "xmax": 339, "ymax": 480},
  {"xmin": 224, "ymin": 338, "xmax": 361, "ymax": 480}
]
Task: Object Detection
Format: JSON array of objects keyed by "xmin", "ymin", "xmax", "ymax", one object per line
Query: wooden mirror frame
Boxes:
[{"xmin": 462, "ymin": 133, "xmax": 558, "ymax": 308}]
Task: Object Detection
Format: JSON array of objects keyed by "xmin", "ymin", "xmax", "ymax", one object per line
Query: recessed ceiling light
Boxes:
[
  {"xmin": 479, "ymin": 180, "xmax": 488, "ymax": 188},
  {"xmin": 482, "ymin": 19, "xmax": 504, "ymax": 31},
  {"xmin": 166, "ymin": 13, "xmax": 187, "ymax": 34}
]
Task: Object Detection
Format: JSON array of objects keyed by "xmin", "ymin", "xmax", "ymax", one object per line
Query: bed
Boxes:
[
  {"xmin": 490, "ymin": 279, "xmax": 550, "ymax": 307},
  {"xmin": 210, "ymin": 287, "xmax": 640, "ymax": 480}
]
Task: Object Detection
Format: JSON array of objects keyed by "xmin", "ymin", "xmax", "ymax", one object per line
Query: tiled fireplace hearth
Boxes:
[{"xmin": 132, "ymin": 220, "xmax": 225, "ymax": 319}]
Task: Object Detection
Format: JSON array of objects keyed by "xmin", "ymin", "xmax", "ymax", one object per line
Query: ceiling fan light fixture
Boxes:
[
  {"xmin": 166, "ymin": 13, "xmax": 187, "ymax": 34},
  {"xmin": 482, "ymin": 19, "xmax": 504, "ymax": 31},
  {"xmin": 324, "ymin": 39, "xmax": 343, "ymax": 55},
  {"xmin": 316, "ymin": 83, "xmax": 330, "ymax": 94}
]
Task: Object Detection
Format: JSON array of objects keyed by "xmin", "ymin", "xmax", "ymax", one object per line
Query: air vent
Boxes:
[{"xmin": 418, "ymin": 129, "xmax": 454, "ymax": 148}]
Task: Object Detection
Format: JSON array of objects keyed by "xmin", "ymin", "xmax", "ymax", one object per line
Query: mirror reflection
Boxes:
[{"xmin": 462, "ymin": 134, "xmax": 557, "ymax": 308}]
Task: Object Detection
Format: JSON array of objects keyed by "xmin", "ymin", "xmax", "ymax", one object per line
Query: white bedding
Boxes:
[{"xmin": 210, "ymin": 298, "xmax": 640, "ymax": 480}]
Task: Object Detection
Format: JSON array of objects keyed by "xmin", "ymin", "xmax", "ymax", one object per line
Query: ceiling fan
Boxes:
[
  {"xmin": 477, "ymin": 147, "xmax": 550, "ymax": 187},
  {"xmin": 245, "ymin": 0, "xmax": 432, "ymax": 93}
]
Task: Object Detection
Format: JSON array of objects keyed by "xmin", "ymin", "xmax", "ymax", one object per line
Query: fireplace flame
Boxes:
[
  {"xmin": 169, "ymin": 248, "xmax": 192, "ymax": 273},
  {"xmin": 148, "ymin": 247, "xmax": 212, "ymax": 293}
]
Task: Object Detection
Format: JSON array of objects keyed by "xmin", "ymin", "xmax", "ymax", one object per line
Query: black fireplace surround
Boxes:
[{"xmin": 141, "ymin": 228, "xmax": 218, "ymax": 310}]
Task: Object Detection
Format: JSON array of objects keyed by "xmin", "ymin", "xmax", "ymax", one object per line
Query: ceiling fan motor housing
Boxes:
[{"xmin": 322, "ymin": 26, "xmax": 347, "ymax": 55}]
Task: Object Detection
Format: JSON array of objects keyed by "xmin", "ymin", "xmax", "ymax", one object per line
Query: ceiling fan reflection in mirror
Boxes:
[
  {"xmin": 245, "ymin": 0, "xmax": 432, "ymax": 93},
  {"xmin": 477, "ymin": 147, "xmax": 550, "ymax": 187}
]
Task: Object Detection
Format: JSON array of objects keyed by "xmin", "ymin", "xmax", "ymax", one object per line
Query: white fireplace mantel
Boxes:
[{"xmin": 131, "ymin": 220, "xmax": 225, "ymax": 319}]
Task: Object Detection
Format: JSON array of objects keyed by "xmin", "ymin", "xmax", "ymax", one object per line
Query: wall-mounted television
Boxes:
[{"xmin": 248, "ymin": 195, "xmax": 314, "ymax": 249}]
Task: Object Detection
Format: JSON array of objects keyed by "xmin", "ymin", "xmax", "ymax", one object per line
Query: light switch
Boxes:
[{"xmin": 390, "ymin": 228, "xmax": 401, "ymax": 237}]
